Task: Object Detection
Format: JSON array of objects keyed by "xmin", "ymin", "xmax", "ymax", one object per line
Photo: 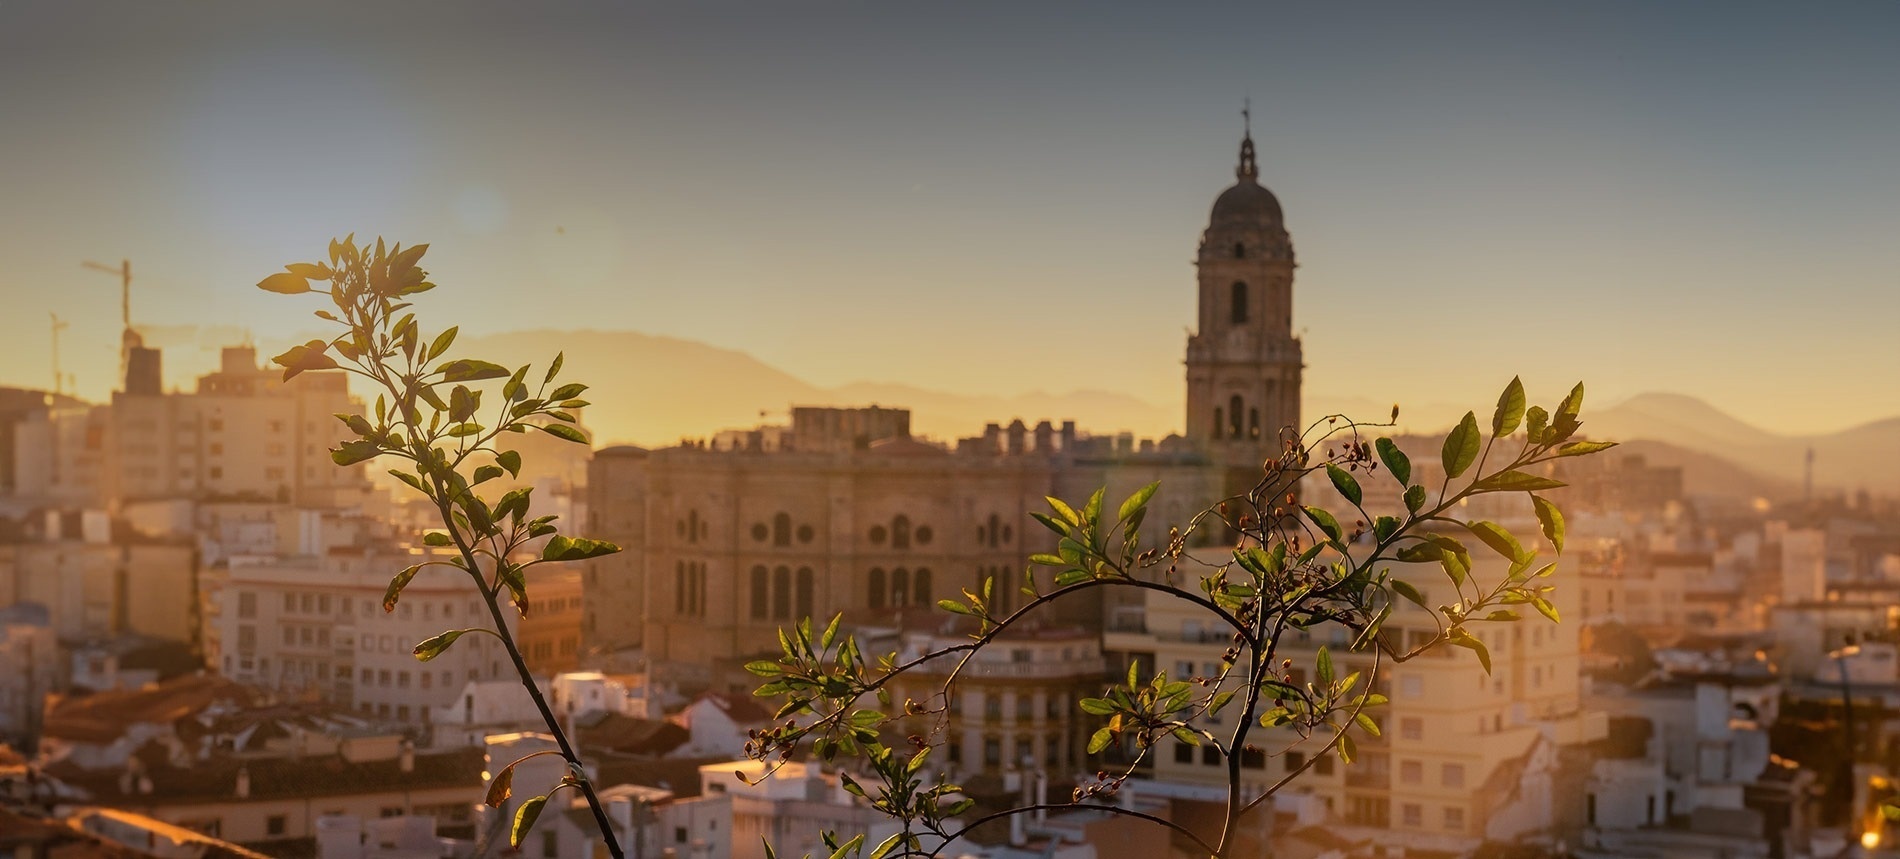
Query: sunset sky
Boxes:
[{"xmin": 1, "ymin": 1, "xmax": 1895, "ymax": 436}]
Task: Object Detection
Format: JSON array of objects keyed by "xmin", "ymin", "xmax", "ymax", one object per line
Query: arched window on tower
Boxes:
[
  {"xmin": 1233, "ymin": 242, "xmax": 1246, "ymax": 259},
  {"xmin": 1249, "ymin": 407, "xmax": 1261, "ymax": 439},
  {"xmin": 892, "ymin": 516, "xmax": 911, "ymax": 550},
  {"xmin": 750, "ymin": 566, "xmax": 768, "ymax": 620},
  {"xmin": 772, "ymin": 566, "xmax": 791, "ymax": 620},
  {"xmin": 773, "ymin": 513, "xmax": 792, "ymax": 547},
  {"xmin": 1213, "ymin": 408, "xmax": 1224, "ymax": 440},
  {"xmin": 892, "ymin": 568, "xmax": 910, "ymax": 607},
  {"xmin": 1229, "ymin": 395, "xmax": 1245, "ymax": 438},
  {"xmin": 869, "ymin": 568, "xmax": 887, "ymax": 609},
  {"xmin": 914, "ymin": 568, "xmax": 932, "ymax": 605},
  {"xmin": 795, "ymin": 567, "xmax": 814, "ymax": 618},
  {"xmin": 1231, "ymin": 282, "xmax": 1249, "ymax": 324}
]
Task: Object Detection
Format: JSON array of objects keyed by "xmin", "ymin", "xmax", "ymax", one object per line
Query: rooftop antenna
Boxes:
[
  {"xmin": 1805, "ymin": 446, "xmax": 1815, "ymax": 505},
  {"xmin": 49, "ymin": 313, "xmax": 69, "ymax": 397}
]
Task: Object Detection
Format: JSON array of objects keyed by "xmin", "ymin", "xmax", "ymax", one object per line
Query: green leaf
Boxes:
[
  {"xmin": 1532, "ymin": 596, "xmax": 1561, "ymax": 624},
  {"xmin": 536, "ymin": 423, "xmax": 588, "ymax": 444},
  {"xmin": 543, "ymin": 352, "xmax": 565, "ymax": 384},
  {"xmin": 1354, "ymin": 712, "xmax": 1382, "ymax": 737},
  {"xmin": 1118, "ymin": 481, "xmax": 1160, "ymax": 522},
  {"xmin": 1302, "ymin": 506, "xmax": 1343, "ymax": 542},
  {"xmin": 1469, "ymin": 470, "xmax": 1567, "ymax": 493},
  {"xmin": 1449, "ymin": 630, "xmax": 1492, "ymax": 674},
  {"xmin": 541, "ymin": 535, "xmax": 622, "ymax": 562},
  {"xmin": 1525, "ymin": 406, "xmax": 1550, "ymax": 444},
  {"xmin": 428, "ymin": 326, "xmax": 458, "ymax": 361},
  {"xmin": 423, "ymin": 531, "xmax": 452, "ymax": 547},
  {"xmin": 549, "ymin": 382, "xmax": 588, "ymax": 401},
  {"xmin": 1557, "ymin": 440, "xmax": 1618, "ymax": 457},
  {"xmin": 472, "ymin": 465, "xmax": 504, "ymax": 485},
  {"xmin": 1209, "ymin": 690, "xmax": 1236, "ymax": 714},
  {"xmin": 510, "ymin": 795, "xmax": 547, "ymax": 847},
  {"xmin": 1392, "ymin": 579, "xmax": 1428, "ymax": 610},
  {"xmin": 1373, "ymin": 516, "xmax": 1400, "ymax": 542},
  {"xmin": 1465, "ymin": 520, "xmax": 1527, "ymax": 562},
  {"xmin": 1171, "ymin": 726, "xmax": 1201, "ymax": 747},
  {"xmin": 331, "ymin": 440, "xmax": 379, "ymax": 466},
  {"xmin": 257, "ymin": 272, "xmax": 310, "ymax": 294},
  {"xmin": 1442, "ymin": 412, "xmax": 1481, "ymax": 479},
  {"xmin": 830, "ymin": 835, "xmax": 866, "ymax": 859},
  {"xmin": 745, "ymin": 660, "xmax": 784, "ymax": 677},
  {"xmin": 1082, "ymin": 487, "xmax": 1105, "ymax": 526},
  {"xmin": 1375, "ymin": 438, "xmax": 1411, "ymax": 486},
  {"xmin": 867, "ymin": 832, "xmax": 904, "ymax": 859},
  {"xmin": 1493, "ymin": 376, "xmax": 1526, "ymax": 437},
  {"xmin": 1326, "ymin": 464, "xmax": 1362, "ymax": 506},
  {"xmin": 1532, "ymin": 495, "xmax": 1566, "ymax": 552},
  {"xmin": 937, "ymin": 599, "xmax": 974, "ymax": 616},
  {"xmin": 496, "ymin": 449, "xmax": 522, "ymax": 478},
  {"xmin": 413, "ymin": 629, "xmax": 477, "ymax": 661},
  {"xmin": 439, "ymin": 359, "xmax": 512, "ymax": 382},
  {"xmin": 383, "ymin": 564, "xmax": 422, "ymax": 612},
  {"xmin": 1404, "ymin": 484, "xmax": 1427, "ymax": 514},
  {"xmin": 1047, "ymin": 496, "xmax": 1080, "ymax": 527},
  {"xmin": 1087, "ymin": 727, "xmax": 1114, "ymax": 754},
  {"xmin": 1078, "ymin": 697, "xmax": 1117, "ymax": 716},
  {"xmin": 1316, "ymin": 646, "xmax": 1334, "ymax": 685}
]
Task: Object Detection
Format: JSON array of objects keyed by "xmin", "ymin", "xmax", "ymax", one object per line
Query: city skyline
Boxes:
[{"xmin": 2, "ymin": 1, "xmax": 1896, "ymax": 437}]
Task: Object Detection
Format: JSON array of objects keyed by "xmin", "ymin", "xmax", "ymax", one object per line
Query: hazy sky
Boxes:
[{"xmin": 1, "ymin": 1, "xmax": 1895, "ymax": 435}]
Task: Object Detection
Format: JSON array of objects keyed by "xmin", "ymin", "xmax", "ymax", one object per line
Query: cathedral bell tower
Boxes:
[{"xmin": 1185, "ymin": 112, "xmax": 1303, "ymax": 490}]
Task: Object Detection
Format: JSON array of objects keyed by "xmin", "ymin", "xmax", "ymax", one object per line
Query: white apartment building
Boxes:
[
  {"xmin": 106, "ymin": 345, "xmax": 371, "ymax": 508},
  {"xmin": 1106, "ymin": 539, "xmax": 1602, "ymax": 851},
  {"xmin": 204, "ymin": 548, "xmax": 519, "ymax": 720}
]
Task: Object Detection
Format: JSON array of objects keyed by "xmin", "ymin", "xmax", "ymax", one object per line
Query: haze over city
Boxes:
[
  {"xmin": 4, "ymin": 5, "xmax": 1900, "ymax": 859},
  {"xmin": 3, "ymin": 1, "xmax": 1896, "ymax": 439}
]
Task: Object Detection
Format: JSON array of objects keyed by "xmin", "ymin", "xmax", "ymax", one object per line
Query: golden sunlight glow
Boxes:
[{"xmin": 1862, "ymin": 831, "xmax": 1880, "ymax": 850}]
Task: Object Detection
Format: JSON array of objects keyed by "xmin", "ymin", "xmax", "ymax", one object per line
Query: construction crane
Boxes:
[
  {"xmin": 81, "ymin": 258, "xmax": 132, "ymax": 330},
  {"xmin": 82, "ymin": 258, "xmax": 137, "ymax": 378}
]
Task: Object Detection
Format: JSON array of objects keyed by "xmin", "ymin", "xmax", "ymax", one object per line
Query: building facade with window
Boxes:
[
  {"xmin": 203, "ymin": 547, "xmax": 523, "ymax": 720},
  {"xmin": 594, "ymin": 130, "xmax": 1302, "ymax": 692},
  {"xmin": 104, "ymin": 345, "xmax": 372, "ymax": 508}
]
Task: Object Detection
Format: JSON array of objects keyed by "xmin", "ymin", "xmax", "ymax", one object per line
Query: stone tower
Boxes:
[{"xmin": 1185, "ymin": 118, "xmax": 1302, "ymax": 490}]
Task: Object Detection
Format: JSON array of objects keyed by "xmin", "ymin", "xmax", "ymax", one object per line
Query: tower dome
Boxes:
[{"xmin": 1208, "ymin": 128, "xmax": 1283, "ymax": 228}]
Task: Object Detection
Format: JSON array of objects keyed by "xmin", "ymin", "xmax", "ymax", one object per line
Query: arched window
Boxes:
[
  {"xmin": 1249, "ymin": 407, "xmax": 1261, "ymax": 439},
  {"xmin": 869, "ymin": 568, "xmax": 887, "ymax": 609},
  {"xmin": 773, "ymin": 513, "xmax": 792, "ymax": 547},
  {"xmin": 1213, "ymin": 408, "xmax": 1223, "ymax": 440},
  {"xmin": 1230, "ymin": 282, "xmax": 1249, "ymax": 324},
  {"xmin": 674, "ymin": 561, "xmax": 686, "ymax": 613},
  {"xmin": 914, "ymin": 568, "xmax": 932, "ymax": 605},
  {"xmin": 1233, "ymin": 241, "xmax": 1246, "ymax": 259},
  {"xmin": 772, "ymin": 566, "xmax": 792, "ymax": 620},
  {"xmin": 750, "ymin": 566, "xmax": 769, "ymax": 620},
  {"xmin": 1229, "ymin": 395, "xmax": 1245, "ymax": 438},
  {"xmin": 987, "ymin": 514, "xmax": 1002, "ymax": 548},
  {"xmin": 892, "ymin": 568, "xmax": 910, "ymax": 607},
  {"xmin": 892, "ymin": 515, "xmax": 911, "ymax": 550},
  {"xmin": 795, "ymin": 567, "xmax": 814, "ymax": 618}
]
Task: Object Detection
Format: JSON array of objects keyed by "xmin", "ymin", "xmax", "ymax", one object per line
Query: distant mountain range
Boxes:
[
  {"xmin": 459, "ymin": 330, "xmax": 1896, "ymax": 497},
  {"xmin": 458, "ymin": 330, "xmax": 1172, "ymax": 446}
]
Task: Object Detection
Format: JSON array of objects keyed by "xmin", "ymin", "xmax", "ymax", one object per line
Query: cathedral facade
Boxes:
[{"xmin": 583, "ymin": 128, "xmax": 1303, "ymax": 690}]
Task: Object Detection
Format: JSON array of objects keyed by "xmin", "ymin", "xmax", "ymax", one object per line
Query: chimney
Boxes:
[
  {"xmin": 982, "ymin": 424, "xmax": 1002, "ymax": 455},
  {"xmin": 1060, "ymin": 421, "xmax": 1076, "ymax": 452},
  {"xmin": 1033, "ymin": 421, "xmax": 1054, "ymax": 454},
  {"xmin": 1006, "ymin": 420, "xmax": 1027, "ymax": 456}
]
